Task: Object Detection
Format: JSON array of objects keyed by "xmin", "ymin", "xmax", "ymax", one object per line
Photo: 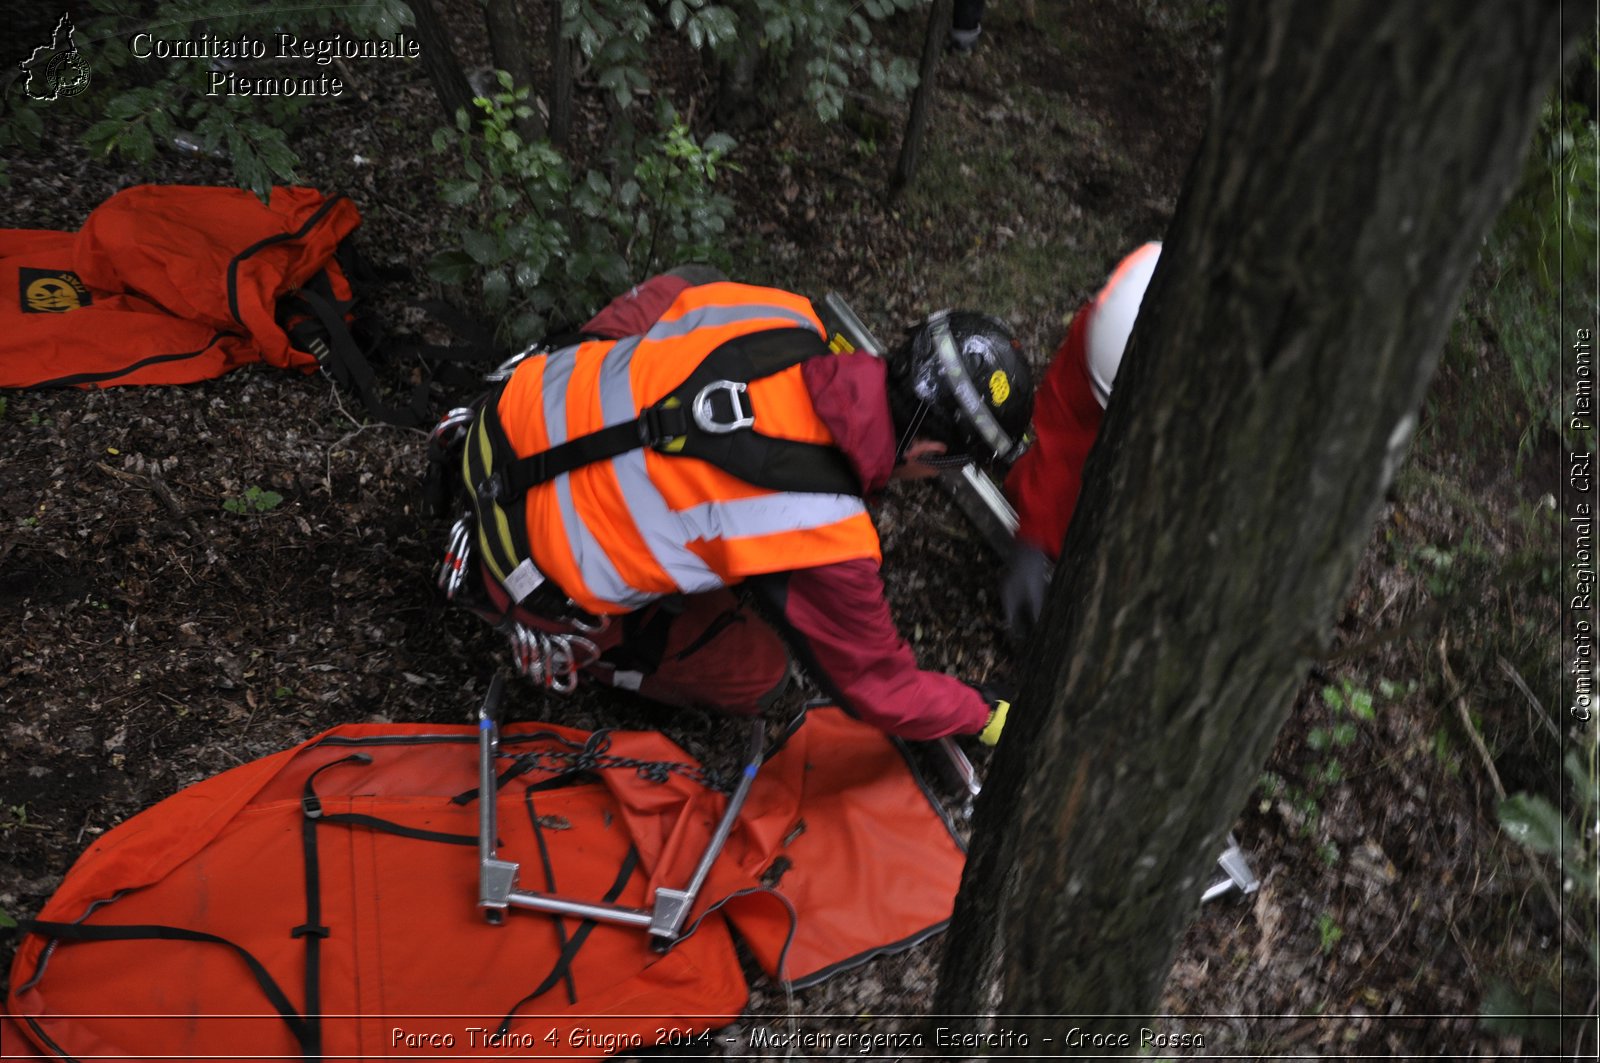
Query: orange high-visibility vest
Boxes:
[{"xmin": 468, "ymin": 283, "xmax": 882, "ymax": 617}]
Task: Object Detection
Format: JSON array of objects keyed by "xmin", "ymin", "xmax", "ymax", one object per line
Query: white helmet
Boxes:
[{"xmin": 1085, "ymin": 241, "xmax": 1161, "ymax": 407}]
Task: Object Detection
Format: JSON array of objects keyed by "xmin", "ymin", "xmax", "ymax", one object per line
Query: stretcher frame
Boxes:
[{"xmin": 474, "ymin": 674, "xmax": 766, "ymax": 950}]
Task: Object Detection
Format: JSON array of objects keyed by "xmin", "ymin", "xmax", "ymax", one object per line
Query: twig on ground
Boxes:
[
  {"xmin": 1438, "ymin": 633, "xmax": 1506, "ymax": 801},
  {"xmin": 96, "ymin": 462, "xmax": 252, "ymax": 594},
  {"xmin": 1496, "ymin": 655, "xmax": 1561, "ymax": 743}
]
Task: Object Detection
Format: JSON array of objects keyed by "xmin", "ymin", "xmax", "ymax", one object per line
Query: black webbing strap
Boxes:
[
  {"xmin": 292, "ymin": 754, "xmax": 374, "ymax": 1063},
  {"xmin": 290, "ymin": 284, "xmax": 434, "ymax": 428},
  {"xmin": 485, "ymin": 327, "xmax": 860, "ymax": 502},
  {"xmin": 301, "ymin": 755, "xmax": 479, "ymax": 846},
  {"xmin": 22, "ymin": 919, "xmax": 314, "ymax": 1053},
  {"xmin": 523, "ymin": 785, "xmax": 579, "ymax": 1005},
  {"xmin": 494, "ymin": 846, "xmax": 642, "ymax": 1036}
]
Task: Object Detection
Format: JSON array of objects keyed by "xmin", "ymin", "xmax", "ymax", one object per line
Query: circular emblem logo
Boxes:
[
  {"xmin": 988, "ymin": 370, "xmax": 1011, "ymax": 405},
  {"xmin": 46, "ymin": 50, "xmax": 91, "ymax": 99},
  {"xmin": 26, "ymin": 276, "xmax": 87, "ymax": 312}
]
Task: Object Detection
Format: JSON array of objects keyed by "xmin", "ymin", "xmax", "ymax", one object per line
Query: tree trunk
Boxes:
[
  {"xmin": 892, "ymin": 0, "xmax": 953, "ymax": 197},
  {"xmin": 407, "ymin": 0, "xmax": 477, "ymax": 126},
  {"xmin": 547, "ymin": 0, "xmax": 573, "ymax": 147},
  {"xmin": 936, "ymin": 0, "xmax": 1577, "ymax": 1031},
  {"xmin": 483, "ymin": 0, "xmax": 545, "ymax": 141}
]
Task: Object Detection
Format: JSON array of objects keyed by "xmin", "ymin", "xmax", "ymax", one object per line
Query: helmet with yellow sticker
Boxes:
[{"xmin": 888, "ymin": 310, "xmax": 1035, "ymax": 467}]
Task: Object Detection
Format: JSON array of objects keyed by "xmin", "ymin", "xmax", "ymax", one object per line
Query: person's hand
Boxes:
[
  {"xmin": 978, "ymin": 698, "xmax": 1009, "ymax": 745},
  {"xmin": 976, "ymin": 682, "xmax": 1014, "ymax": 746},
  {"xmin": 1000, "ymin": 542, "xmax": 1051, "ymax": 640}
]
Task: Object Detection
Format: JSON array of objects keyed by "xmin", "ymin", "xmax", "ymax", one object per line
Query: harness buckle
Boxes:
[
  {"xmin": 638, "ymin": 403, "xmax": 689, "ymax": 448},
  {"xmin": 691, "ymin": 380, "xmax": 755, "ymax": 434}
]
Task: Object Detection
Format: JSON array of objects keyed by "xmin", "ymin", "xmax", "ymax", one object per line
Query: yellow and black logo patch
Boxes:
[
  {"xmin": 20, "ymin": 268, "xmax": 92, "ymax": 313},
  {"xmin": 988, "ymin": 369, "xmax": 1011, "ymax": 406}
]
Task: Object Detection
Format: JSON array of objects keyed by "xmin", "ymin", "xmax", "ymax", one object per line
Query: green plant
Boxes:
[
  {"xmin": 14, "ymin": 0, "xmax": 412, "ymax": 200},
  {"xmin": 1315, "ymin": 911, "xmax": 1344, "ymax": 956},
  {"xmin": 222, "ymin": 485, "xmax": 283, "ymax": 514},
  {"xmin": 1430, "ymin": 45, "xmax": 1599, "ymax": 463},
  {"xmin": 1481, "ymin": 747, "xmax": 1600, "ymax": 1047},
  {"xmin": 430, "ymin": 86, "xmax": 736, "ymax": 345}
]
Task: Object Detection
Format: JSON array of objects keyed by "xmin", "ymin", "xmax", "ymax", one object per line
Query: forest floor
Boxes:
[{"xmin": 1, "ymin": 0, "xmax": 1591, "ymax": 1059}]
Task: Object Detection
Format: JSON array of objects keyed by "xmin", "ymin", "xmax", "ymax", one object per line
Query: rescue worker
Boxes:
[
  {"xmin": 1001, "ymin": 241, "xmax": 1160, "ymax": 638},
  {"xmin": 437, "ymin": 270, "xmax": 1034, "ymax": 744}
]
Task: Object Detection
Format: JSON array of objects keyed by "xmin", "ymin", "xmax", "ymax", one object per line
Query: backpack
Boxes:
[{"xmin": 0, "ymin": 184, "xmax": 497, "ymax": 427}]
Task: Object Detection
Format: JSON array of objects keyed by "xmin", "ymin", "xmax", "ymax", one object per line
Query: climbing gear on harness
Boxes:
[{"xmin": 507, "ymin": 623, "xmax": 601, "ymax": 692}]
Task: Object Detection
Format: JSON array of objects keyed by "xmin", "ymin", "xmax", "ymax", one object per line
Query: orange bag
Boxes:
[
  {"xmin": 7, "ymin": 708, "xmax": 966, "ymax": 1060},
  {"xmin": 0, "ymin": 185, "xmax": 358, "ymax": 388}
]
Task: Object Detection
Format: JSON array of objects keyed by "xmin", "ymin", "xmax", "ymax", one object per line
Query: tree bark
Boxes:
[
  {"xmin": 892, "ymin": 0, "xmax": 953, "ymax": 197},
  {"xmin": 936, "ymin": 0, "xmax": 1577, "ymax": 1031},
  {"xmin": 547, "ymin": 0, "xmax": 573, "ymax": 147},
  {"xmin": 483, "ymin": 0, "xmax": 545, "ymax": 141},
  {"xmin": 407, "ymin": 0, "xmax": 477, "ymax": 126}
]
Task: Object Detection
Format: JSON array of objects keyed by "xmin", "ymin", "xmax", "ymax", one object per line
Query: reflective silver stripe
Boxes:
[
  {"xmin": 551, "ymin": 297, "xmax": 834, "ymax": 606},
  {"xmin": 541, "ymin": 349, "xmax": 653, "ymax": 609},
  {"xmin": 674, "ymin": 493, "xmax": 868, "ymax": 543},
  {"xmin": 595, "ymin": 334, "xmax": 640, "ymax": 421},
  {"xmin": 643, "ymin": 301, "xmax": 818, "ymax": 343},
  {"xmin": 611, "ymin": 449, "xmax": 726, "ymax": 595},
  {"xmin": 598, "ymin": 336, "xmax": 724, "ymax": 595}
]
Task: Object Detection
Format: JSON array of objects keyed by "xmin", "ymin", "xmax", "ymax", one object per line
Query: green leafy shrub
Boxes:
[
  {"xmin": 1434, "ymin": 45, "xmax": 1599, "ymax": 463},
  {"xmin": 430, "ymin": 81, "xmax": 735, "ymax": 346},
  {"xmin": 706, "ymin": 0, "xmax": 922, "ymax": 121},
  {"xmin": 8, "ymin": 0, "xmax": 412, "ymax": 200}
]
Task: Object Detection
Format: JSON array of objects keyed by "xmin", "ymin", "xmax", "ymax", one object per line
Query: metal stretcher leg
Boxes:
[
  {"xmin": 474, "ymin": 675, "xmax": 767, "ymax": 948},
  {"xmin": 930, "ymin": 735, "xmax": 1259, "ymax": 903}
]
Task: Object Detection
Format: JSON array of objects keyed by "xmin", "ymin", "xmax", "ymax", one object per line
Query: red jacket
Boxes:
[
  {"xmin": 583, "ymin": 277, "xmax": 991, "ymax": 740},
  {"xmin": 1003, "ymin": 303, "xmax": 1105, "ymax": 560}
]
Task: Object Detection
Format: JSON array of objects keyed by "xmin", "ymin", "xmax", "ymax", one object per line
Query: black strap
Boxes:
[
  {"xmin": 291, "ymin": 285, "xmax": 433, "ymax": 428},
  {"xmin": 23, "ymin": 919, "xmax": 314, "ymax": 1053},
  {"xmin": 494, "ymin": 846, "xmax": 641, "ymax": 1036},
  {"xmin": 293, "ymin": 755, "xmax": 376, "ymax": 1063},
  {"xmin": 487, "ymin": 327, "xmax": 859, "ymax": 502},
  {"xmin": 523, "ymin": 786, "xmax": 579, "ymax": 1005}
]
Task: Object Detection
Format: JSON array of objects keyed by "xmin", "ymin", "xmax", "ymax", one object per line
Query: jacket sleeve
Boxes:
[
  {"xmin": 743, "ymin": 559, "xmax": 992, "ymax": 740},
  {"xmin": 1004, "ymin": 303, "xmax": 1105, "ymax": 561}
]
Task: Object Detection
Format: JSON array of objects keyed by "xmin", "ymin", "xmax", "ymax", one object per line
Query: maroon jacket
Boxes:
[{"xmin": 584, "ymin": 276, "xmax": 991, "ymax": 740}]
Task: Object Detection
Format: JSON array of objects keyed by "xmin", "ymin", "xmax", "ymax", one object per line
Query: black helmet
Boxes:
[{"xmin": 887, "ymin": 310, "xmax": 1034, "ymax": 466}]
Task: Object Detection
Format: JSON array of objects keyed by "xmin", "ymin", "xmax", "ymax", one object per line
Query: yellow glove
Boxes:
[{"xmin": 978, "ymin": 697, "xmax": 1010, "ymax": 746}]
